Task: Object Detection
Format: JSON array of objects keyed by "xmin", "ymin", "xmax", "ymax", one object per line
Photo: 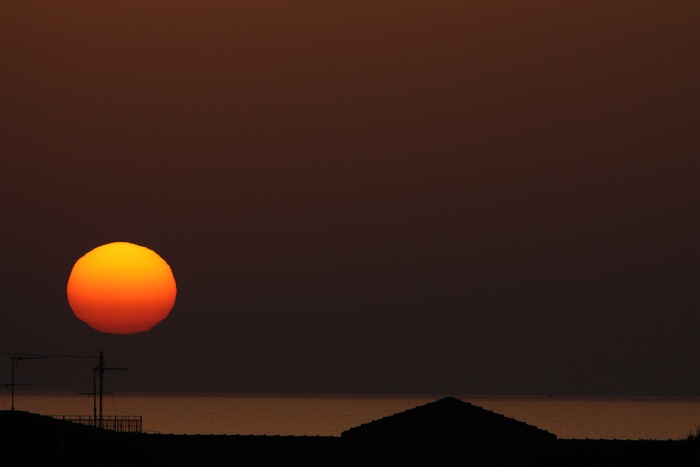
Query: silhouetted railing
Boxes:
[{"xmin": 49, "ymin": 415, "xmax": 142, "ymax": 433}]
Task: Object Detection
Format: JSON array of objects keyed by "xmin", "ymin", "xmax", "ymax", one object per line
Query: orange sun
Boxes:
[{"xmin": 67, "ymin": 242, "xmax": 177, "ymax": 334}]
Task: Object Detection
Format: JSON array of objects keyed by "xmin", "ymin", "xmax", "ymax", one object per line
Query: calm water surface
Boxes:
[{"xmin": 3, "ymin": 393, "xmax": 700, "ymax": 440}]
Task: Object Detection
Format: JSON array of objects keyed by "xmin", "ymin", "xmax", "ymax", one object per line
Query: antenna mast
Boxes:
[
  {"xmin": 97, "ymin": 350, "xmax": 127, "ymax": 428},
  {"xmin": 4, "ymin": 355, "xmax": 47, "ymax": 410}
]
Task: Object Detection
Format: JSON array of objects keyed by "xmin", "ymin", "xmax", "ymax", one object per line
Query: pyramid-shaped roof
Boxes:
[{"xmin": 342, "ymin": 397, "xmax": 555, "ymax": 442}]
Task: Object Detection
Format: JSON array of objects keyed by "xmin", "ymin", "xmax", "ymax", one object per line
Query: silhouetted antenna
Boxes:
[
  {"xmin": 2, "ymin": 350, "xmax": 127, "ymax": 422},
  {"xmin": 97, "ymin": 350, "xmax": 127, "ymax": 428},
  {"xmin": 2, "ymin": 355, "xmax": 47, "ymax": 410},
  {"xmin": 76, "ymin": 367, "xmax": 111, "ymax": 426}
]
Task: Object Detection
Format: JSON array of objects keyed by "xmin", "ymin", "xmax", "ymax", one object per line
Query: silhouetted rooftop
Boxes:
[
  {"xmin": 2, "ymin": 399, "xmax": 699, "ymax": 466},
  {"xmin": 342, "ymin": 396, "xmax": 556, "ymax": 442}
]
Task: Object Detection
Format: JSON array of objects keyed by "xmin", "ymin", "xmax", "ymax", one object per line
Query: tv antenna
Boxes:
[
  {"xmin": 95, "ymin": 350, "xmax": 127, "ymax": 428},
  {"xmin": 2, "ymin": 350, "xmax": 127, "ymax": 425},
  {"xmin": 2, "ymin": 355, "xmax": 47, "ymax": 410},
  {"xmin": 72, "ymin": 351, "xmax": 128, "ymax": 428}
]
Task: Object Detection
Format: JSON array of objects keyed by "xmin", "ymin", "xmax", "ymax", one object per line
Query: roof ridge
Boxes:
[{"xmin": 341, "ymin": 397, "xmax": 556, "ymax": 441}]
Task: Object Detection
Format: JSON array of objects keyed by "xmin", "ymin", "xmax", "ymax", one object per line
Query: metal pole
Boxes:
[
  {"xmin": 99, "ymin": 350, "xmax": 104, "ymax": 429},
  {"xmin": 6, "ymin": 355, "xmax": 45, "ymax": 411},
  {"xmin": 10, "ymin": 357, "xmax": 14, "ymax": 411},
  {"xmin": 93, "ymin": 367, "xmax": 97, "ymax": 426}
]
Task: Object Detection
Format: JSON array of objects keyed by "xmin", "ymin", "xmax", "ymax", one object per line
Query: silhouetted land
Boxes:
[{"xmin": 1, "ymin": 398, "xmax": 699, "ymax": 466}]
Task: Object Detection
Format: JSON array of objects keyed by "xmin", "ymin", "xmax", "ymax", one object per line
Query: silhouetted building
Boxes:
[
  {"xmin": 342, "ymin": 396, "xmax": 555, "ymax": 442},
  {"xmin": 2, "ymin": 397, "xmax": 699, "ymax": 466}
]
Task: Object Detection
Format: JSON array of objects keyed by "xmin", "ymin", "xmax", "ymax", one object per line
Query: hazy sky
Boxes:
[{"xmin": 1, "ymin": 1, "xmax": 698, "ymax": 396}]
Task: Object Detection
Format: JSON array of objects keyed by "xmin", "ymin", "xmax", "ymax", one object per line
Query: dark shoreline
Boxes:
[{"xmin": 2, "ymin": 398, "xmax": 699, "ymax": 466}]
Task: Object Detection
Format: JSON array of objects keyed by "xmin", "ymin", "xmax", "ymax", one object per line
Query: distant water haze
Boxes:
[{"xmin": 3, "ymin": 393, "xmax": 700, "ymax": 440}]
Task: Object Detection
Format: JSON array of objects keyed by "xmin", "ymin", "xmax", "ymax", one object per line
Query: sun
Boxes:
[{"xmin": 67, "ymin": 242, "xmax": 177, "ymax": 334}]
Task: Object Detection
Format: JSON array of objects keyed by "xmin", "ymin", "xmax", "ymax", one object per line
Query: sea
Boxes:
[{"xmin": 3, "ymin": 393, "xmax": 700, "ymax": 440}]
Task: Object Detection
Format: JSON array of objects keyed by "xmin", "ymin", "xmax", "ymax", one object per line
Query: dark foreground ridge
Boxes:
[{"xmin": 1, "ymin": 397, "xmax": 699, "ymax": 466}]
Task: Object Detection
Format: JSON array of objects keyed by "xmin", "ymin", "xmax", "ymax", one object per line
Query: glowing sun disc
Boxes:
[{"xmin": 67, "ymin": 242, "xmax": 177, "ymax": 334}]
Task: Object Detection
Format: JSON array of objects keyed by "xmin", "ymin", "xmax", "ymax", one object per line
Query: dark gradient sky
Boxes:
[{"xmin": 1, "ymin": 1, "xmax": 699, "ymax": 396}]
